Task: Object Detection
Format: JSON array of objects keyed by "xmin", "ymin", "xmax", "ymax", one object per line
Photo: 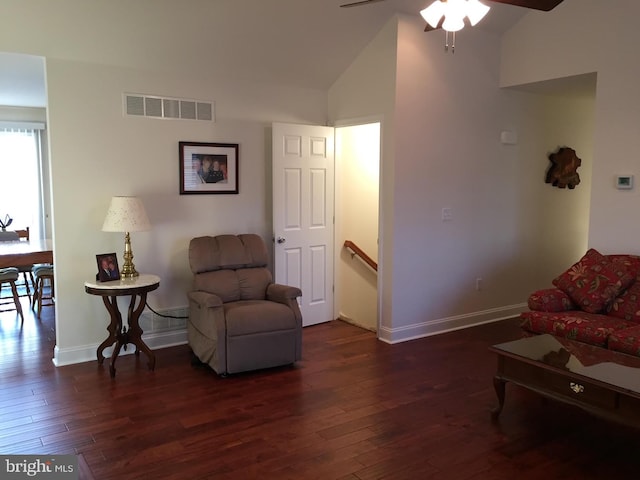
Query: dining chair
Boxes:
[
  {"xmin": 0, "ymin": 230, "xmax": 29, "ymax": 305},
  {"xmin": 32, "ymin": 264, "xmax": 54, "ymax": 319},
  {"xmin": 0, "ymin": 267, "xmax": 24, "ymax": 324},
  {"xmin": 12, "ymin": 227, "xmax": 35, "ymax": 303}
]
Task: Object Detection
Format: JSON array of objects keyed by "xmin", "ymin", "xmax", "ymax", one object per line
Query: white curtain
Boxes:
[{"xmin": 0, "ymin": 128, "xmax": 44, "ymax": 240}]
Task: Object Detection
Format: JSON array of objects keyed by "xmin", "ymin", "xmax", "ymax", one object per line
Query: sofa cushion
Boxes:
[
  {"xmin": 608, "ymin": 254, "xmax": 640, "ymax": 278},
  {"xmin": 528, "ymin": 288, "xmax": 576, "ymax": 312},
  {"xmin": 608, "ymin": 279, "xmax": 640, "ymax": 323},
  {"xmin": 606, "ymin": 254, "xmax": 640, "ymax": 323},
  {"xmin": 520, "ymin": 310, "xmax": 636, "ymax": 347},
  {"xmin": 552, "ymin": 248, "xmax": 635, "ymax": 314},
  {"xmin": 607, "ymin": 324, "xmax": 640, "ymax": 357},
  {"xmin": 224, "ymin": 300, "xmax": 297, "ymax": 336}
]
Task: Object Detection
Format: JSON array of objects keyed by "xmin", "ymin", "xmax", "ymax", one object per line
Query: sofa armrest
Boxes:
[
  {"xmin": 187, "ymin": 291, "xmax": 223, "ymax": 308},
  {"xmin": 266, "ymin": 283, "xmax": 302, "ymax": 303},
  {"xmin": 528, "ymin": 288, "xmax": 576, "ymax": 312}
]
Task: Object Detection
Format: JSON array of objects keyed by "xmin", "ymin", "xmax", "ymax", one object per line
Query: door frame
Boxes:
[{"xmin": 333, "ymin": 115, "xmax": 384, "ymax": 337}]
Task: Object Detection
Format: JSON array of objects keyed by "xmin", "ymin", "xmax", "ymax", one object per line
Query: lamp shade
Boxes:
[{"xmin": 101, "ymin": 196, "xmax": 151, "ymax": 232}]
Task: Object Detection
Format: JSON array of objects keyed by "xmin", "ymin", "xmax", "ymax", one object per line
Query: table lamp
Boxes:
[{"xmin": 101, "ymin": 196, "xmax": 151, "ymax": 278}]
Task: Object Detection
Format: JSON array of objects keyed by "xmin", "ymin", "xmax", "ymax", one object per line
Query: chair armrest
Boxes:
[
  {"xmin": 528, "ymin": 288, "xmax": 576, "ymax": 312},
  {"xmin": 187, "ymin": 291, "xmax": 223, "ymax": 308},
  {"xmin": 267, "ymin": 284, "xmax": 303, "ymax": 327},
  {"xmin": 267, "ymin": 283, "xmax": 302, "ymax": 303}
]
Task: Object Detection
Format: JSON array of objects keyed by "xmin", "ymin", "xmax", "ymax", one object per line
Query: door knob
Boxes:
[{"xmin": 277, "ymin": 236, "xmax": 286, "ymax": 244}]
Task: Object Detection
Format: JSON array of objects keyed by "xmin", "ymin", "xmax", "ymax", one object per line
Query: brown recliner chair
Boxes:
[{"xmin": 187, "ymin": 234, "xmax": 302, "ymax": 375}]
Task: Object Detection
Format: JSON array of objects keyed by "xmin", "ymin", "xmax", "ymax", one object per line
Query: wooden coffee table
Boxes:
[{"xmin": 490, "ymin": 334, "xmax": 640, "ymax": 427}]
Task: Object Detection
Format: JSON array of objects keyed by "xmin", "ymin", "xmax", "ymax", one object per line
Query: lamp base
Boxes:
[
  {"xmin": 120, "ymin": 267, "xmax": 139, "ymax": 278},
  {"xmin": 121, "ymin": 231, "xmax": 140, "ymax": 278}
]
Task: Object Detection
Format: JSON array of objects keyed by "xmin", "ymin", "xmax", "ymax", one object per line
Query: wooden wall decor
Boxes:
[{"xmin": 546, "ymin": 147, "xmax": 581, "ymax": 189}]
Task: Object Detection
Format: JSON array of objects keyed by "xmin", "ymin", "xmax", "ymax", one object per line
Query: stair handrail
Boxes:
[{"xmin": 344, "ymin": 240, "xmax": 377, "ymax": 272}]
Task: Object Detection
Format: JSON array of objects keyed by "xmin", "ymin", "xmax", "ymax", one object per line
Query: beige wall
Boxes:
[
  {"xmin": 0, "ymin": 0, "xmax": 613, "ymax": 360},
  {"xmin": 1, "ymin": 0, "xmax": 329, "ymax": 364},
  {"xmin": 45, "ymin": 60, "xmax": 326, "ymax": 363},
  {"xmin": 331, "ymin": 14, "xmax": 594, "ymax": 342},
  {"xmin": 501, "ymin": 0, "xmax": 640, "ymax": 254},
  {"xmin": 329, "ymin": 18, "xmax": 398, "ymax": 339}
]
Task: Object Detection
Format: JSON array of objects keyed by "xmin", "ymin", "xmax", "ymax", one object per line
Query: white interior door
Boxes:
[{"xmin": 272, "ymin": 122, "xmax": 334, "ymax": 327}]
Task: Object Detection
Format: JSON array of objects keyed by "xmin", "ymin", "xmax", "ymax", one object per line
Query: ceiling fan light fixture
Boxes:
[
  {"xmin": 445, "ymin": 0, "xmax": 468, "ymax": 18},
  {"xmin": 466, "ymin": 0, "xmax": 490, "ymax": 26},
  {"xmin": 441, "ymin": 13, "xmax": 465, "ymax": 32},
  {"xmin": 420, "ymin": 1, "xmax": 446, "ymax": 29}
]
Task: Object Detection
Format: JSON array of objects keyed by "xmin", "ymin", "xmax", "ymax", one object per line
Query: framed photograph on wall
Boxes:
[
  {"xmin": 179, "ymin": 141, "xmax": 239, "ymax": 194},
  {"xmin": 96, "ymin": 253, "xmax": 120, "ymax": 282}
]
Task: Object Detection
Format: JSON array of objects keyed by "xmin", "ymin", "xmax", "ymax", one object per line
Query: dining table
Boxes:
[{"xmin": 0, "ymin": 238, "xmax": 53, "ymax": 268}]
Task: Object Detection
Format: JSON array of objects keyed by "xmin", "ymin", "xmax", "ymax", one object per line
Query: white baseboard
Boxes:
[
  {"xmin": 338, "ymin": 313, "xmax": 377, "ymax": 332},
  {"xmin": 377, "ymin": 303, "xmax": 527, "ymax": 344},
  {"xmin": 52, "ymin": 329, "xmax": 188, "ymax": 367}
]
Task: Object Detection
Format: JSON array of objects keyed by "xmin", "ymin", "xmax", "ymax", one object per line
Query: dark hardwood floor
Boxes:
[{"xmin": 2, "ymin": 299, "xmax": 640, "ymax": 479}]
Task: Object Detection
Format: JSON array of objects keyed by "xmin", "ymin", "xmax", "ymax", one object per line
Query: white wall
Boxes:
[
  {"xmin": 45, "ymin": 60, "xmax": 327, "ymax": 364},
  {"xmin": 1, "ymin": 0, "xmax": 611, "ymax": 358},
  {"xmin": 501, "ymin": 0, "xmax": 640, "ymax": 255},
  {"xmin": 1, "ymin": 0, "xmax": 330, "ymax": 365}
]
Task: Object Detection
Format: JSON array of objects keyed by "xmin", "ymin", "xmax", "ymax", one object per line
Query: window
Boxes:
[{"xmin": 0, "ymin": 125, "xmax": 45, "ymax": 240}]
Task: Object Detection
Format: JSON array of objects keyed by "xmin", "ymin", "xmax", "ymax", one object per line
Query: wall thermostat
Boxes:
[{"xmin": 616, "ymin": 175, "xmax": 634, "ymax": 190}]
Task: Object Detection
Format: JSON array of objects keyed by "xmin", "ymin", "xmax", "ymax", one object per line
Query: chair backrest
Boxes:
[
  {"xmin": 189, "ymin": 234, "xmax": 272, "ymax": 302},
  {"xmin": 15, "ymin": 227, "xmax": 29, "ymax": 241}
]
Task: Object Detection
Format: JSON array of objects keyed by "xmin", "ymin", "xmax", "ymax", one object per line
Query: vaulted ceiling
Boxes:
[{"xmin": 0, "ymin": 0, "xmax": 529, "ymax": 108}]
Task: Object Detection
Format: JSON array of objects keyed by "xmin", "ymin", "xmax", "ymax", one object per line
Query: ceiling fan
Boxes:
[
  {"xmin": 339, "ymin": 0, "xmax": 564, "ymax": 52},
  {"xmin": 339, "ymin": 0, "xmax": 564, "ymax": 12}
]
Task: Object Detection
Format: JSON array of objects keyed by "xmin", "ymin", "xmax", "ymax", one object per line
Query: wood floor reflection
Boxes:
[{"xmin": 1, "ymin": 299, "xmax": 640, "ymax": 479}]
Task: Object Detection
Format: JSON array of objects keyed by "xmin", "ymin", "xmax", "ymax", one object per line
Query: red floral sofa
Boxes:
[{"xmin": 520, "ymin": 248, "xmax": 640, "ymax": 357}]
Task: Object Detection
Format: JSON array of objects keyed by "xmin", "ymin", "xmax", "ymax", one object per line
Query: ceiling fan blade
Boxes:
[
  {"xmin": 488, "ymin": 0, "xmax": 564, "ymax": 11},
  {"xmin": 340, "ymin": 0, "xmax": 386, "ymax": 8}
]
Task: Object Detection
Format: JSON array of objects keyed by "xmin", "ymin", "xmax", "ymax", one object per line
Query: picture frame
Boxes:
[
  {"xmin": 179, "ymin": 141, "xmax": 239, "ymax": 194},
  {"xmin": 96, "ymin": 253, "xmax": 120, "ymax": 282}
]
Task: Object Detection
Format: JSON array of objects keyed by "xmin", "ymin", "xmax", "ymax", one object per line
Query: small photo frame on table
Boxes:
[
  {"xmin": 96, "ymin": 253, "xmax": 120, "ymax": 282},
  {"xmin": 179, "ymin": 141, "xmax": 239, "ymax": 194}
]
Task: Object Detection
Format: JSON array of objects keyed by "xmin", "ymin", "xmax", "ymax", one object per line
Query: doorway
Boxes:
[
  {"xmin": 335, "ymin": 122, "xmax": 380, "ymax": 332},
  {"xmin": 272, "ymin": 120, "xmax": 381, "ymax": 332}
]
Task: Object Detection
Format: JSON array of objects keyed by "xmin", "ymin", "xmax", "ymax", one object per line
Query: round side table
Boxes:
[{"xmin": 85, "ymin": 274, "xmax": 160, "ymax": 378}]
